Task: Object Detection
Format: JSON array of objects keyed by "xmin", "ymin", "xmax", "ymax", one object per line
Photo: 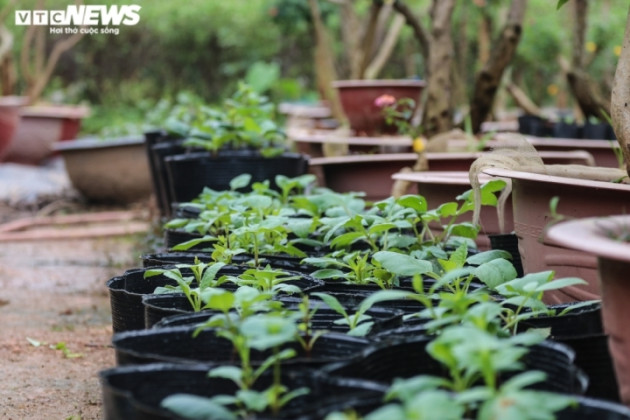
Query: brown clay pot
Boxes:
[
  {"xmin": 483, "ymin": 168, "xmax": 630, "ymax": 304},
  {"xmin": 332, "ymin": 79, "xmax": 425, "ymax": 136},
  {"xmin": 526, "ymin": 136, "xmax": 620, "ymax": 168},
  {"xmin": 0, "ymin": 96, "xmax": 27, "ymax": 160},
  {"xmin": 54, "ymin": 136, "xmax": 152, "ymax": 203},
  {"xmin": 308, "ymin": 153, "xmax": 418, "ymax": 201},
  {"xmin": 546, "ymin": 215, "xmax": 630, "ymax": 405},
  {"xmin": 3, "ymin": 104, "xmax": 89, "ymax": 164}
]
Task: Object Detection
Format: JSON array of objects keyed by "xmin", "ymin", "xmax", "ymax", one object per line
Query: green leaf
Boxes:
[
  {"xmin": 161, "ymin": 394, "xmax": 237, "ymax": 420},
  {"xmin": 367, "ymin": 222, "xmax": 397, "ymax": 236},
  {"xmin": 172, "ymin": 236, "xmax": 216, "ymax": 251},
  {"xmin": 501, "ymin": 371, "xmax": 547, "ymax": 392},
  {"xmin": 436, "ymin": 202, "xmax": 458, "ymax": 217},
  {"xmin": 240, "ymin": 315, "xmax": 298, "ymax": 350},
  {"xmin": 278, "ymin": 386, "xmax": 310, "ymax": 407},
  {"xmin": 448, "ymin": 222, "xmax": 480, "ymax": 239},
  {"xmin": 396, "ymin": 194, "xmax": 428, "ymax": 213},
  {"xmin": 236, "ymin": 389, "xmax": 268, "ymax": 412},
  {"xmin": 466, "ymin": 250, "xmax": 512, "ymax": 265},
  {"xmin": 364, "ymin": 404, "xmax": 406, "ymax": 420},
  {"xmin": 311, "ymin": 292, "xmax": 348, "ymax": 318},
  {"xmin": 474, "ymin": 258, "xmax": 518, "ymax": 289},
  {"xmin": 310, "ymin": 269, "xmax": 348, "ymax": 280},
  {"xmin": 557, "ymin": 0, "xmax": 570, "ymax": 9},
  {"xmin": 208, "ymin": 366, "xmax": 243, "ymax": 386},
  {"xmin": 372, "ymin": 251, "xmax": 432, "ymax": 276},
  {"xmin": 358, "ymin": 290, "xmax": 415, "ymax": 315},
  {"xmin": 205, "ymin": 290, "xmax": 235, "ymax": 312},
  {"xmin": 536, "ymin": 277, "xmax": 587, "ymax": 292},
  {"xmin": 254, "ymin": 348, "xmax": 296, "ymax": 380},
  {"xmin": 347, "ymin": 321, "xmax": 374, "ymax": 337},
  {"xmin": 330, "ymin": 231, "xmax": 365, "ymax": 249},
  {"xmin": 200, "ymin": 262, "xmax": 226, "ymax": 289}
]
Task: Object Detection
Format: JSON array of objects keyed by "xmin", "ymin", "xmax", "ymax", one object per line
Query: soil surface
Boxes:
[{"xmin": 0, "ymin": 226, "xmax": 151, "ymax": 419}]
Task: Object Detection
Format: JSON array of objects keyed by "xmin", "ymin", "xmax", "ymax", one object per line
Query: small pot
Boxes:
[{"xmin": 113, "ymin": 325, "xmax": 371, "ymax": 367}]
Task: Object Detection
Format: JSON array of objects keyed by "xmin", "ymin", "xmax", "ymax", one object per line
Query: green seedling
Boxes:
[
  {"xmin": 144, "ymin": 259, "xmax": 228, "ymax": 312},
  {"xmin": 311, "ymin": 290, "xmax": 411, "ymax": 337},
  {"xmin": 163, "ymin": 314, "xmax": 308, "ymax": 419}
]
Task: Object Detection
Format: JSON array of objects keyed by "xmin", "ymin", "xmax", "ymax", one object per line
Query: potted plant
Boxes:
[
  {"xmin": 161, "ymin": 83, "xmax": 308, "ymax": 205},
  {"xmin": 332, "ymin": 79, "xmax": 426, "ymax": 136}
]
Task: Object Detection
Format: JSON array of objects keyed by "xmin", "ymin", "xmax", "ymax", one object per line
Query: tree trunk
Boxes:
[
  {"xmin": 307, "ymin": 0, "xmax": 347, "ymax": 124},
  {"xmin": 564, "ymin": 0, "xmax": 611, "ymax": 121},
  {"xmin": 421, "ymin": 0, "xmax": 456, "ymax": 138},
  {"xmin": 611, "ymin": 6, "xmax": 630, "ymax": 176},
  {"xmin": 364, "ymin": 14, "xmax": 406, "ymax": 79},
  {"xmin": 340, "ymin": 0, "xmax": 364, "ymax": 79},
  {"xmin": 469, "ymin": 0, "xmax": 527, "ymax": 133}
]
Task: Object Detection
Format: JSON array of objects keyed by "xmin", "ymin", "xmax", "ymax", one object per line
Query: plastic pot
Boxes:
[
  {"xmin": 100, "ymin": 363, "xmax": 386, "ymax": 420},
  {"xmin": 165, "ymin": 150, "xmax": 309, "ymax": 204},
  {"xmin": 113, "ymin": 325, "xmax": 370, "ymax": 367}
]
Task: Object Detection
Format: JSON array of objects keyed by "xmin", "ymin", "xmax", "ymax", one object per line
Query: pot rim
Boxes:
[
  {"xmin": 53, "ymin": 135, "xmax": 145, "ymax": 151},
  {"xmin": 392, "ymin": 170, "xmax": 494, "ymax": 185},
  {"xmin": 546, "ymin": 215, "xmax": 630, "ymax": 262},
  {"xmin": 483, "ymin": 167, "xmax": 630, "ymax": 192},
  {"xmin": 332, "ymin": 79, "xmax": 426, "ymax": 88}
]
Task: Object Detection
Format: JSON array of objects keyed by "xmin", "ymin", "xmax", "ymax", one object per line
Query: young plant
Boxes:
[
  {"xmin": 292, "ymin": 295, "xmax": 327, "ymax": 357},
  {"xmin": 327, "ymin": 324, "xmax": 575, "ymax": 420},
  {"xmin": 143, "ymin": 260, "xmax": 228, "ymax": 312},
  {"xmin": 162, "ymin": 314, "xmax": 309, "ymax": 419},
  {"xmin": 311, "ymin": 290, "xmax": 412, "ymax": 337},
  {"xmin": 229, "ymin": 266, "xmax": 302, "ymax": 294}
]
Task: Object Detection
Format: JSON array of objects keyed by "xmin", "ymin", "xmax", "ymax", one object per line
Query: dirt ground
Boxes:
[{"xmin": 0, "ymin": 218, "xmax": 152, "ymax": 420}]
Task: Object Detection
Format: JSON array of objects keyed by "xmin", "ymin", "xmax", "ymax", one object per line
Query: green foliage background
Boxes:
[{"xmin": 0, "ymin": 0, "xmax": 625, "ymax": 134}]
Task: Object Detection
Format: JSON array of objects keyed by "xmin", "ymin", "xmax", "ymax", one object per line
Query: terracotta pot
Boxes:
[
  {"xmin": 309, "ymin": 153, "xmax": 418, "ymax": 201},
  {"xmin": 527, "ymin": 136, "xmax": 620, "ymax": 168},
  {"xmin": 0, "ymin": 96, "xmax": 28, "ymax": 160},
  {"xmin": 54, "ymin": 136, "xmax": 152, "ymax": 203},
  {"xmin": 546, "ymin": 215, "xmax": 630, "ymax": 405},
  {"xmin": 332, "ymin": 79, "xmax": 425, "ymax": 136},
  {"xmin": 3, "ymin": 104, "xmax": 89, "ymax": 164},
  {"xmin": 483, "ymin": 168, "xmax": 630, "ymax": 304}
]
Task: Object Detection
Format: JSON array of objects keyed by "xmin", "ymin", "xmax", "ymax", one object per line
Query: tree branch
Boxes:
[
  {"xmin": 364, "ymin": 13, "xmax": 405, "ymax": 79},
  {"xmin": 392, "ymin": 0, "xmax": 429, "ymax": 63},
  {"xmin": 469, "ymin": 0, "xmax": 528, "ymax": 133}
]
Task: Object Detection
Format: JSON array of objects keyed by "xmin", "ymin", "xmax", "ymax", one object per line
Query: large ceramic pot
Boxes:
[
  {"xmin": 482, "ymin": 168, "xmax": 630, "ymax": 304},
  {"xmin": 0, "ymin": 96, "xmax": 27, "ymax": 160},
  {"xmin": 547, "ymin": 215, "xmax": 630, "ymax": 405},
  {"xmin": 3, "ymin": 104, "xmax": 89, "ymax": 164},
  {"xmin": 54, "ymin": 136, "xmax": 152, "ymax": 204},
  {"xmin": 332, "ymin": 79, "xmax": 425, "ymax": 136}
]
